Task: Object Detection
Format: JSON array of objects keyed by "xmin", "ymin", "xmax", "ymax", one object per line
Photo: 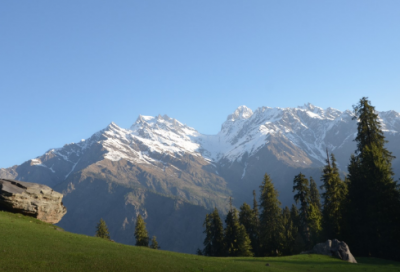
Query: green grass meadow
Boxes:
[{"xmin": 1, "ymin": 211, "xmax": 399, "ymax": 272}]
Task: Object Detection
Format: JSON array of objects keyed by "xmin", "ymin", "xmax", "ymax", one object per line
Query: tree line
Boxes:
[
  {"xmin": 200, "ymin": 97, "xmax": 400, "ymax": 261},
  {"xmin": 95, "ymin": 214, "xmax": 160, "ymax": 250}
]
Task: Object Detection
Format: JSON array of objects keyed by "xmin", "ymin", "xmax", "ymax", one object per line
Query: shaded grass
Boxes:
[{"xmin": 1, "ymin": 211, "xmax": 399, "ymax": 271}]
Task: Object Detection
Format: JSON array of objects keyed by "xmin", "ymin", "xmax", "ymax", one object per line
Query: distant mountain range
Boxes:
[{"xmin": 1, "ymin": 104, "xmax": 400, "ymax": 253}]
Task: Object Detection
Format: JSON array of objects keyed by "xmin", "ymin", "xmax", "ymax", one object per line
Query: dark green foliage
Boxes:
[
  {"xmin": 150, "ymin": 236, "xmax": 160, "ymax": 249},
  {"xmin": 252, "ymin": 190, "xmax": 261, "ymax": 256},
  {"xmin": 309, "ymin": 177, "xmax": 321, "ymax": 211},
  {"xmin": 259, "ymin": 173, "xmax": 283, "ymax": 256},
  {"xmin": 292, "ymin": 173, "xmax": 311, "ymax": 248},
  {"xmin": 307, "ymin": 202, "xmax": 322, "ymax": 247},
  {"xmin": 280, "ymin": 206, "xmax": 299, "ymax": 255},
  {"xmin": 345, "ymin": 97, "xmax": 400, "ymax": 261},
  {"xmin": 238, "ymin": 203, "xmax": 253, "ymax": 238},
  {"xmin": 225, "ymin": 207, "xmax": 253, "ymax": 257},
  {"xmin": 224, "ymin": 208, "xmax": 235, "ymax": 255},
  {"xmin": 239, "ymin": 201, "xmax": 259, "ymax": 256},
  {"xmin": 290, "ymin": 205, "xmax": 306, "ymax": 253},
  {"xmin": 202, "ymin": 208, "xmax": 225, "ymax": 256},
  {"xmin": 134, "ymin": 214, "xmax": 149, "ymax": 247},
  {"xmin": 202, "ymin": 214, "xmax": 213, "ymax": 255},
  {"xmin": 236, "ymin": 223, "xmax": 254, "ymax": 257},
  {"xmin": 290, "ymin": 204, "xmax": 300, "ymax": 228},
  {"xmin": 308, "ymin": 177, "xmax": 322, "ymax": 246},
  {"xmin": 320, "ymin": 152, "xmax": 347, "ymax": 240},
  {"xmin": 353, "ymin": 97, "xmax": 394, "ymax": 160},
  {"xmin": 95, "ymin": 218, "xmax": 110, "ymax": 240}
]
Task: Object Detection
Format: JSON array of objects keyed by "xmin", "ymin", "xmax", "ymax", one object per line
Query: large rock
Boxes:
[
  {"xmin": 312, "ymin": 239, "xmax": 357, "ymax": 263},
  {"xmin": 0, "ymin": 179, "xmax": 67, "ymax": 224}
]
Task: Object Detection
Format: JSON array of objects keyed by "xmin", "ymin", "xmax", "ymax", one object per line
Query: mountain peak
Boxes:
[
  {"xmin": 107, "ymin": 122, "xmax": 120, "ymax": 130},
  {"xmin": 226, "ymin": 105, "xmax": 253, "ymax": 121},
  {"xmin": 131, "ymin": 115, "xmax": 154, "ymax": 128},
  {"xmin": 300, "ymin": 102, "xmax": 322, "ymax": 112}
]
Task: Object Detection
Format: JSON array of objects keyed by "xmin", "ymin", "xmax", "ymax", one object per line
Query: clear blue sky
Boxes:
[{"xmin": 1, "ymin": 0, "xmax": 399, "ymax": 168}]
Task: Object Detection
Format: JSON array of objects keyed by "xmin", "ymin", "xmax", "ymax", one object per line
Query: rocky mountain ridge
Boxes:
[
  {"xmin": 1, "ymin": 103, "xmax": 399, "ymax": 253},
  {"xmin": 4, "ymin": 104, "xmax": 399, "ymax": 182}
]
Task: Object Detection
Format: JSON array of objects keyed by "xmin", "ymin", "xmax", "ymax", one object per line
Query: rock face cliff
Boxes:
[{"xmin": 0, "ymin": 179, "xmax": 67, "ymax": 224}]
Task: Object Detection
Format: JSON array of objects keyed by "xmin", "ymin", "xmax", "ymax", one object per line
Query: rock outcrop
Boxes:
[
  {"xmin": 0, "ymin": 179, "xmax": 67, "ymax": 224},
  {"xmin": 312, "ymin": 239, "xmax": 357, "ymax": 263}
]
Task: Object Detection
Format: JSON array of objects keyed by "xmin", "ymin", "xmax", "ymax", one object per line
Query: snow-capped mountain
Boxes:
[
  {"xmin": 3, "ymin": 103, "xmax": 400, "ymax": 202},
  {"xmin": 1, "ymin": 104, "xmax": 399, "ymax": 254}
]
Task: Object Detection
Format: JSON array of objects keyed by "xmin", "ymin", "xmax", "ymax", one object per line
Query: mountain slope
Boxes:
[
  {"xmin": 1, "ymin": 103, "xmax": 399, "ymax": 253},
  {"xmin": 4, "ymin": 211, "xmax": 399, "ymax": 272}
]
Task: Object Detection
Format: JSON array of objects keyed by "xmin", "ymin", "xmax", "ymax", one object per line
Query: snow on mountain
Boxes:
[
  {"xmin": 200, "ymin": 104, "xmax": 348, "ymax": 164},
  {"xmin": 100, "ymin": 116, "xmax": 203, "ymax": 166},
  {"xmin": 379, "ymin": 110, "xmax": 400, "ymax": 133},
  {"xmin": 26, "ymin": 104, "xmax": 400, "ymax": 175}
]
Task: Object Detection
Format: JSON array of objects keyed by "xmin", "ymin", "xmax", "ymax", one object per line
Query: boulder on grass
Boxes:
[
  {"xmin": 312, "ymin": 239, "xmax": 357, "ymax": 263},
  {"xmin": 0, "ymin": 179, "xmax": 67, "ymax": 224}
]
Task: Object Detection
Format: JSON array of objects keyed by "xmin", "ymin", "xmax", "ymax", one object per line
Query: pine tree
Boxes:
[
  {"xmin": 135, "ymin": 214, "xmax": 149, "ymax": 247},
  {"xmin": 290, "ymin": 204, "xmax": 305, "ymax": 254},
  {"xmin": 95, "ymin": 218, "xmax": 110, "ymax": 240},
  {"xmin": 290, "ymin": 204, "xmax": 300, "ymax": 229},
  {"xmin": 308, "ymin": 176, "xmax": 322, "ymax": 246},
  {"xmin": 239, "ymin": 203, "xmax": 253, "ymax": 237},
  {"xmin": 202, "ymin": 207, "xmax": 225, "ymax": 256},
  {"xmin": 307, "ymin": 203, "xmax": 322, "ymax": 247},
  {"xmin": 309, "ymin": 177, "xmax": 321, "ymax": 211},
  {"xmin": 259, "ymin": 173, "xmax": 283, "ymax": 256},
  {"xmin": 346, "ymin": 97, "xmax": 400, "ymax": 260},
  {"xmin": 280, "ymin": 206, "xmax": 298, "ymax": 255},
  {"xmin": 293, "ymin": 172, "xmax": 311, "ymax": 248},
  {"xmin": 202, "ymin": 214, "xmax": 213, "ymax": 255},
  {"xmin": 239, "ymin": 201, "xmax": 259, "ymax": 256},
  {"xmin": 237, "ymin": 223, "xmax": 253, "ymax": 257},
  {"xmin": 320, "ymin": 151, "xmax": 347, "ymax": 240},
  {"xmin": 225, "ymin": 207, "xmax": 253, "ymax": 256},
  {"xmin": 252, "ymin": 190, "xmax": 260, "ymax": 256},
  {"xmin": 150, "ymin": 236, "xmax": 160, "ymax": 249}
]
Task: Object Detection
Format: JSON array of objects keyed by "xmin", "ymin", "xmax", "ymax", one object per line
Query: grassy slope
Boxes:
[{"xmin": 1, "ymin": 211, "xmax": 399, "ymax": 272}]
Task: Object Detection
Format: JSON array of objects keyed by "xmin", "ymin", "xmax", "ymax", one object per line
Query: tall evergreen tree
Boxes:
[
  {"xmin": 236, "ymin": 223, "xmax": 254, "ymax": 257},
  {"xmin": 293, "ymin": 172, "xmax": 311, "ymax": 248},
  {"xmin": 135, "ymin": 214, "xmax": 149, "ymax": 247},
  {"xmin": 239, "ymin": 200, "xmax": 259, "ymax": 256},
  {"xmin": 202, "ymin": 214, "xmax": 213, "ymax": 255},
  {"xmin": 320, "ymin": 151, "xmax": 347, "ymax": 240},
  {"xmin": 225, "ymin": 207, "xmax": 253, "ymax": 256},
  {"xmin": 95, "ymin": 218, "xmax": 110, "ymax": 240},
  {"xmin": 290, "ymin": 204, "xmax": 300, "ymax": 229},
  {"xmin": 252, "ymin": 190, "xmax": 260, "ymax": 256},
  {"xmin": 239, "ymin": 203, "xmax": 254, "ymax": 238},
  {"xmin": 202, "ymin": 207, "xmax": 225, "ymax": 256},
  {"xmin": 346, "ymin": 97, "xmax": 400, "ymax": 260},
  {"xmin": 290, "ymin": 204, "xmax": 305, "ymax": 254},
  {"xmin": 308, "ymin": 176, "xmax": 322, "ymax": 246},
  {"xmin": 309, "ymin": 177, "xmax": 321, "ymax": 211},
  {"xmin": 280, "ymin": 206, "xmax": 298, "ymax": 255},
  {"xmin": 259, "ymin": 173, "xmax": 283, "ymax": 256},
  {"xmin": 307, "ymin": 202, "xmax": 322, "ymax": 247}
]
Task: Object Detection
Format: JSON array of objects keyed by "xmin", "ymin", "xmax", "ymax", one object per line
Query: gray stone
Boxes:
[
  {"xmin": 0, "ymin": 179, "xmax": 67, "ymax": 224},
  {"xmin": 312, "ymin": 239, "xmax": 357, "ymax": 263}
]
